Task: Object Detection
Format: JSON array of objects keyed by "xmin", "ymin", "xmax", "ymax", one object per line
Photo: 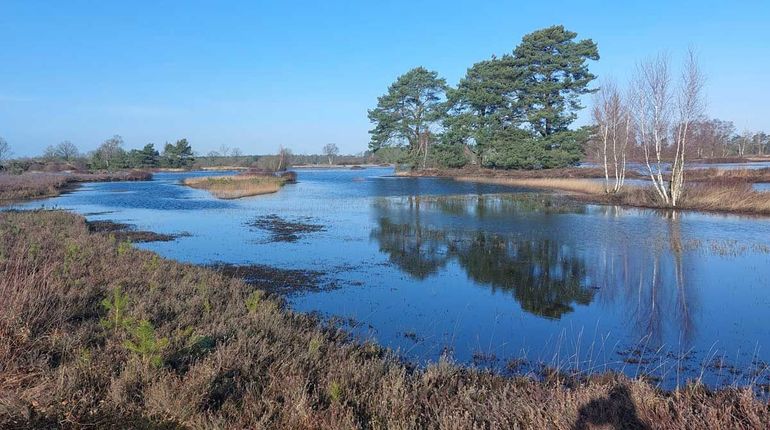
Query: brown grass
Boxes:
[
  {"xmin": 686, "ymin": 167, "xmax": 770, "ymax": 184},
  {"xmin": 400, "ymin": 166, "xmax": 642, "ymax": 180},
  {"xmin": 182, "ymin": 175, "xmax": 286, "ymax": 199},
  {"xmin": 1, "ymin": 210, "xmax": 769, "ymax": 429},
  {"xmin": 456, "ymin": 176, "xmax": 607, "ymax": 195},
  {"xmin": 450, "ymin": 174, "xmax": 770, "ymax": 216},
  {"xmin": 0, "ymin": 171, "xmax": 152, "ymax": 202}
]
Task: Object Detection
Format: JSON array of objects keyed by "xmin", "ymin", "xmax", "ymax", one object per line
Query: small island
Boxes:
[{"xmin": 182, "ymin": 171, "xmax": 295, "ymax": 199}]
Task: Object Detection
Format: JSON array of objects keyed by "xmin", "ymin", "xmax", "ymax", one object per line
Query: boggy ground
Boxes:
[
  {"xmin": 247, "ymin": 214, "xmax": 326, "ymax": 243},
  {"xmin": 1, "ymin": 210, "xmax": 768, "ymax": 429},
  {"xmin": 86, "ymin": 220, "xmax": 186, "ymax": 243},
  {"xmin": 0, "ymin": 171, "xmax": 152, "ymax": 202}
]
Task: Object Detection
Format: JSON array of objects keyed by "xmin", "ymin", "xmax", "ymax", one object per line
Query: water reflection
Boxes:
[{"xmin": 371, "ymin": 195, "xmax": 697, "ymax": 349}]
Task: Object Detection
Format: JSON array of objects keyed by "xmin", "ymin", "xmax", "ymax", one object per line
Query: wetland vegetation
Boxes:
[
  {"xmin": 182, "ymin": 175, "xmax": 289, "ymax": 199},
  {"xmin": 2, "ymin": 210, "xmax": 769, "ymax": 429}
]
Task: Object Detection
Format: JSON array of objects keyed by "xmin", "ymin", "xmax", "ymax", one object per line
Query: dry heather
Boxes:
[
  {"xmin": 182, "ymin": 175, "xmax": 286, "ymax": 199},
  {"xmin": 0, "ymin": 171, "xmax": 152, "ymax": 202},
  {"xmin": 1, "ymin": 210, "xmax": 768, "ymax": 429}
]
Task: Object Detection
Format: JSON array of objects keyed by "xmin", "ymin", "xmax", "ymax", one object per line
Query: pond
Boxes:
[{"xmin": 8, "ymin": 167, "xmax": 770, "ymax": 391}]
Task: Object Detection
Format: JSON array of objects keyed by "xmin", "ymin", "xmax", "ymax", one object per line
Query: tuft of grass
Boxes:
[{"xmin": 182, "ymin": 175, "xmax": 287, "ymax": 199}]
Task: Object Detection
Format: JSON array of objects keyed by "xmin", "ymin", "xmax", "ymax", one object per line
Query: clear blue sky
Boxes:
[{"xmin": 1, "ymin": 0, "xmax": 768, "ymax": 157}]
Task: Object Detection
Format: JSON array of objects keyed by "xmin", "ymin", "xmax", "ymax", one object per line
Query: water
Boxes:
[{"xmin": 7, "ymin": 168, "xmax": 770, "ymax": 390}]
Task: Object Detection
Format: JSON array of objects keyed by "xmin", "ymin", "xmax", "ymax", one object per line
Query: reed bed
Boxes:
[
  {"xmin": 453, "ymin": 174, "xmax": 770, "ymax": 216},
  {"xmin": 401, "ymin": 166, "xmax": 642, "ymax": 180},
  {"xmin": 456, "ymin": 176, "xmax": 608, "ymax": 195},
  {"xmin": 182, "ymin": 175, "xmax": 287, "ymax": 199},
  {"xmin": 686, "ymin": 167, "xmax": 770, "ymax": 184},
  {"xmin": 1, "ymin": 210, "xmax": 768, "ymax": 429}
]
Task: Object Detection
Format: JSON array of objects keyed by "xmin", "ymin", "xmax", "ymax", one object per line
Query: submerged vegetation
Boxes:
[
  {"xmin": 247, "ymin": 214, "xmax": 326, "ymax": 243},
  {"xmin": 86, "ymin": 219, "xmax": 184, "ymax": 243},
  {"xmin": 1, "ymin": 210, "xmax": 769, "ymax": 429},
  {"xmin": 182, "ymin": 174, "xmax": 289, "ymax": 199}
]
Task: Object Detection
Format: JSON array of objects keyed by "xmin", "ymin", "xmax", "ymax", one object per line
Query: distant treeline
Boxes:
[
  {"xmin": 0, "ymin": 135, "xmax": 194, "ymax": 173},
  {"xmin": 0, "ymin": 135, "xmax": 399, "ymax": 174}
]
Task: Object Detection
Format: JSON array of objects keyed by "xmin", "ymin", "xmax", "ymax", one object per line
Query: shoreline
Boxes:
[
  {"xmin": 0, "ymin": 170, "xmax": 153, "ymax": 203},
  {"xmin": 1, "ymin": 210, "xmax": 768, "ymax": 428},
  {"xmin": 292, "ymin": 163, "xmax": 390, "ymax": 169},
  {"xmin": 399, "ymin": 168, "xmax": 770, "ymax": 217}
]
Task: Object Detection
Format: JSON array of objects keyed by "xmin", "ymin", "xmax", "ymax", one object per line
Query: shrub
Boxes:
[
  {"xmin": 124, "ymin": 319, "xmax": 169, "ymax": 368},
  {"xmin": 245, "ymin": 290, "xmax": 264, "ymax": 314},
  {"xmin": 100, "ymin": 286, "xmax": 132, "ymax": 333},
  {"xmin": 328, "ymin": 381, "xmax": 343, "ymax": 404}
]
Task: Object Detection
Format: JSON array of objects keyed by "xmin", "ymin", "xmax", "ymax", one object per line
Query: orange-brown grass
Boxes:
[
  {"xmin": 678, "ymin": 183, "xmax": 770, "ymax": 214},
  {"xmin": 399, "ymin": 166, "xmax": 646, "ymax": 180},
  {"xmin": 1, "ymin": 210, "xmax": 769, "ymax": 429},
  {"xmin": 183, "ymin": 175, "xmax": 286, "ymax": 199},
  {"xmin": 456, "ymin": 176, "xmax": 608, "ymax": 195},
  {"xmin": 686, "ymin": 167, "xmax": 770, "ymax": 184},
  {"xmin": 452, "ymin": 174, "xmax": 770, "ymax": 216},
  {"xmin": 0, "ymin": 171, "xmax": 152, "ymax": 202}
]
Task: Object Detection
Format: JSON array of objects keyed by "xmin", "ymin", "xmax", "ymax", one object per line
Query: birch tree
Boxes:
[
  {"xmin": 669, "ymin": 50, "xmax": 705, "ymax": 207},
  {"xmin": 630, "ymin": 54, "xmax": 673, "ymax": 203},
  {"xmin": 630, "ymin": 51, "xmax": 704, "ymax": 207},
  {"xmin": 592, "ymin": 79, "xmax": 631, "ymax": 193}
]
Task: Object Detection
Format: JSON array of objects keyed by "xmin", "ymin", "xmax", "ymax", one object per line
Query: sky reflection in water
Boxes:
[{"xmin": 9, "ymin": 167, "xmax": 770, "ymax": 390}]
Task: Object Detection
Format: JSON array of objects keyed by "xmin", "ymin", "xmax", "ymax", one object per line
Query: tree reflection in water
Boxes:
[{"xmin": 371, "ymin": 195, "xmax": 697, "ymax": 351}]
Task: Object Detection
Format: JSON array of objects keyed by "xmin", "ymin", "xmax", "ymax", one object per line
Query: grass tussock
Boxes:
[
  {"xmin": 0, "ymin": 171, "xmax": 152, "ymax": 202},
  {"xmin": 1, "ymin": 210, "xmax": 769, "ymax": 429},
  {"xmin": 182, "ymin": 175, "xmax": 287, "ymax": 199}
]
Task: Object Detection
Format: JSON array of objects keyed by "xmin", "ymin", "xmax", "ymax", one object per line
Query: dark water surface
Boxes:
[{"xmin": 9, "ymin": 168, "xmax": 770, "ymax": 390}]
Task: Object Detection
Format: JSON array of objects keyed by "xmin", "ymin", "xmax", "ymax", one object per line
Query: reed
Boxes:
[
  {"xmin": 454, "ymin": 175, "xmax": 770, "ymax": 216},
  {"xmin": 456, "ymin": 176, "xmax": 608, "ymax": 195},
  {"xmin": 182, "ymin": 175, "xmax": 286, "ymax": 199}
]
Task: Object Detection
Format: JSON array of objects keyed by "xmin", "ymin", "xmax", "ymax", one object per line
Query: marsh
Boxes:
[{"xmin": 8, "ymin": 167, "xmax": 770, "ymax": 391}]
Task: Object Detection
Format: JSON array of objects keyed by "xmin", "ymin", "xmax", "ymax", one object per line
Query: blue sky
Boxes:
[{"xmin": 1, "ymin": 1, "xmax": 768, "ymax": 156}]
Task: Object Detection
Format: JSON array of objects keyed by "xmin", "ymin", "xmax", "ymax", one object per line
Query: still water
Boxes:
[{"xmin": 9, "ymin": 168, "xmax": 770, "ymax": 390}]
